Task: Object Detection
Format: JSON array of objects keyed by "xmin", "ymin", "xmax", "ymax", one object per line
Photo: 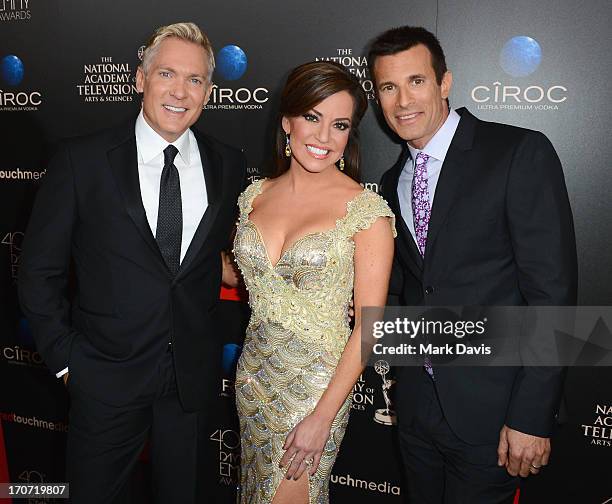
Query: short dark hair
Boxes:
[
  {"xmin": 273, "ymin": 61, "xmax": 367, "ymax": 182},
  {"xmin": 367, "ymin": 26, "xmax": 447, "ymax": 85}
]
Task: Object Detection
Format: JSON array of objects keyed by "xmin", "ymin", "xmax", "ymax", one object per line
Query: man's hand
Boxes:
[
  {"xmin": 221, "ymin": 250, "xmax": 240, "ymax": 288},
  {"xmin": 62, "ymin": 373, "xmax": 69, "ymax": 387},
  {"xmin": 497, "ymin": 424, "xmax": 550, "ymax": 477}
]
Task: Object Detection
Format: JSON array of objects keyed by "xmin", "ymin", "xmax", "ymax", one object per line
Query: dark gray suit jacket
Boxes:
[{"xmin": 381, "ymin": 108, "xmax": 577, "ymax": 443}]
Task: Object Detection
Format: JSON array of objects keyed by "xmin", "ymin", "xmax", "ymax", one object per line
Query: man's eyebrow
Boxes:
[{"xmin": 156, "ymin": 65, "xmax": 205, "ymax": 78}]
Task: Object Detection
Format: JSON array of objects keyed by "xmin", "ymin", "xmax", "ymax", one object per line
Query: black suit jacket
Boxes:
[
  {"xmin": 381, "ymin": 108, "xmax": 577, "ymax": 444},
  {"xmin": 18, "ymin": 118, "xmax": 246, "ymax": 411}
]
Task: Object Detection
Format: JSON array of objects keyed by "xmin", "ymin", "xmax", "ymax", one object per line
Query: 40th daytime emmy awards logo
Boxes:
[
  {"xmin": 471, "ymin": 35, "xmax": 568, "ymax": 112},
  {"xmin": 210, "ymin": 427, "xmax": 240, "ymax": 485},
  {"xmin": 2, "ymin": 230, "xmax": 23, "ymax": 281},
  {"xmin": 206, "ymin": 44, "xmax": 269, "ymax": 111}
]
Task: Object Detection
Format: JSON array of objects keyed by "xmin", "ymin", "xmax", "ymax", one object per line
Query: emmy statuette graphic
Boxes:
[{"xmin": 374, "ymin": 360, "xmax": 396, "ymax": 425}]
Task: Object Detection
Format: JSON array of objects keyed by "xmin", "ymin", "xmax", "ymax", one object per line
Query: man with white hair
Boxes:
[{"xmin": 19, "ymin": 22, "xmax": 245, "ymax": 503}]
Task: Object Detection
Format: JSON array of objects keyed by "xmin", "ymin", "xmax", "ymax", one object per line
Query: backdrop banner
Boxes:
[{"xmin": 1, "ymin": 1, "xmax": 610, "ymax": 502}]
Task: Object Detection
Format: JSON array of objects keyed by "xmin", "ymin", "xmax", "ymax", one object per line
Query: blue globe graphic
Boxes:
[
  {"xmin": 222, "ymin": 343, "xmax": 242, "ymax": 374},
  {"xmin": 18, "ymin": 318, "xmax": 34, "ymax": 346},
  {"xmin": 499, "ymin": 36, "xmax": 542, "ymax": 77},
  {"xmin": 1, "ymin": 55, "xmax": 25, "ymax": 86},
  {"xmin": 216, "ymin": 45, "xmax": 247, "ymax": 81}
]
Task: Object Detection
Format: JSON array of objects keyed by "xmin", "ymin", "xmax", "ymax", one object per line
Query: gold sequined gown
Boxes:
[{"xmin": 233, "ymin": 179, "xmax": 396, "ymax": 504}]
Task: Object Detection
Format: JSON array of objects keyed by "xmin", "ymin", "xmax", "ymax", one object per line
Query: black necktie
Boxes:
[{"xmin": 156, "ymin": 145, "xmax": 182, "ymax": 276}]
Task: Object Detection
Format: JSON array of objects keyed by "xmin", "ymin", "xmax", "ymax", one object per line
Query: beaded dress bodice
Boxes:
[{"xmin": 233, "ymin": 178, "xmax": 396, "ymax": 504}]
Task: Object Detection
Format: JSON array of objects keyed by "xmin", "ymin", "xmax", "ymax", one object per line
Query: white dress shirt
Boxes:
[
  {"xmin": 57, "ymin": 111, "xmax": 208, "ymax": 378},
  {"xmin": 135, "ymin": 110, "xmax": 208, "ymax": 260},
  {"xmin": 398, "ymin": 108, "xmax": 461, "ymax": 245}
]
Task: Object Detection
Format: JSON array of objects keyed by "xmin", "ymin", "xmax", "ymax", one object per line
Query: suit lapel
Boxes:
[
  {"xmin": 387, "ymin": 148, "xmax": 424, "ymax": 278},
  {"xmin": 424, "ymin": 108, "xmax": 476, "ymax": 261},
  {"xmin": 177, "ymin": 132, "xmax": 223, "ymax": 278},
  {"xmin": 107, "ymin": 128, "xmax": 168, "ymax": 272}
]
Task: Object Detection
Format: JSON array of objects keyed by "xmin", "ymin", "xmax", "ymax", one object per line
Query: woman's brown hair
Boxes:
[{"xmin": 273, "ymin": 61, "xmax": 368, "ymax": 181}]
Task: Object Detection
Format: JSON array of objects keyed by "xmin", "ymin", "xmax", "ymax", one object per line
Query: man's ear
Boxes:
[
  {"xmin": 135, "ymin": 66, "xmax": 145, "ymax": 93},
  {"xmin": 202, "ymin": 82, "xmax": 213, "ymax": 108},
  {"xmin": 441, "ymin": 70, "xmax": 453, "ymax": 100}
]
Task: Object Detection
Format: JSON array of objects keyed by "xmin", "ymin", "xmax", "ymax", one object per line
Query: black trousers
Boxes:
[
  {"xmin": 397, "ymin": 369, "xmax": 519, "ymax": 504},
  {"xmin": 66, "ymin": 346, "xmax": 200, "ymax": 504}
]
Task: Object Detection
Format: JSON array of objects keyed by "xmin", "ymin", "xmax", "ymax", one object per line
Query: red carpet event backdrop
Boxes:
[{"xmin": 1, "ymin": 1, "xmax": 610, "ymax": 502}]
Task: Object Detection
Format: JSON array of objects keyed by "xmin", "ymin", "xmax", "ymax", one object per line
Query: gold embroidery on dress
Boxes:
[{"xmin": 233, "ymin": 178, "xmax": 396, "ymax": 504}]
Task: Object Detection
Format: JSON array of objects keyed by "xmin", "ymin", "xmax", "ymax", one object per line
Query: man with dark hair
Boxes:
[
  {"xmin": 368, "ymin": 26, "xmax": 448, "ymax": 86},
  {"xmin": 369, "ymin": 26, "xmax": 577, "ymax": 503}
]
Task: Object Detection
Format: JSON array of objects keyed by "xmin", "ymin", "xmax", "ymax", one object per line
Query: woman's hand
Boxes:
[{"xmin": 279, "ymin": 412, "xmax": 333, "ymax": 480}]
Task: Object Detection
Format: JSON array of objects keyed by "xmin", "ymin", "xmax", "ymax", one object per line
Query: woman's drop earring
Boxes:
[{"xmin": 285, "ymin": 134, "xmax": 292, "ymax": 157}]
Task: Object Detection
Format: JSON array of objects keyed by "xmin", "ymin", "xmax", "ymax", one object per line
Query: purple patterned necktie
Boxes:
[
  {"xmin": 412, "ymin": 152, "xmax": 431, "ymax": 257},
  {"xmin": 412, "ymin": 152, "xmax": 434, "ymax": 377}
]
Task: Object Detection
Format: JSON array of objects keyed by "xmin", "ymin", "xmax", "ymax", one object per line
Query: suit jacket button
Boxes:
[{"xmin": 424, "ymin": 286, "xmax": 434, "ymax": 295}]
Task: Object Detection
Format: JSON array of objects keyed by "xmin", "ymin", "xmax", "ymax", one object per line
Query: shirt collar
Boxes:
[
  {"xmin": 406, "ymin": 108, "xmax": 461, "ymax": 164},
  {"xmin": 135, "ymin": 110, "xmax": 191, "ymax": 165}
]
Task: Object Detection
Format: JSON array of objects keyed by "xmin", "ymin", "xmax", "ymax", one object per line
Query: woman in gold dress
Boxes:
[{"xmin": 232, "ymin": 61, "xmax": 396, "ymax": 504}]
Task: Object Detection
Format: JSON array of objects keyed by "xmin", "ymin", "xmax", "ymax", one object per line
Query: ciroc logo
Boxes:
[
  {"xmin": 1, "ymin": 54, "xmax": 24, "ymax": 85},
  {"xmin": 206, "ymin": 44, "xmax": 269, "ymax": 110},
  {"xmin": 0, "ymin": 54, "xmax": 42, "ymax": 110},
  {"xmin": 471, "ymin": 35, "xmax": 567, "ymax": 112},
  {"xmin": 2, "ymin": 318, "xmax": 45, "ymax": 369},
  {"xmin": 217, "ymin": 45, "xmax": 247, "ymax": 81},
  {"xmin": 499, "ymin": 36, "xmax": 542, "ymax": 77}
]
